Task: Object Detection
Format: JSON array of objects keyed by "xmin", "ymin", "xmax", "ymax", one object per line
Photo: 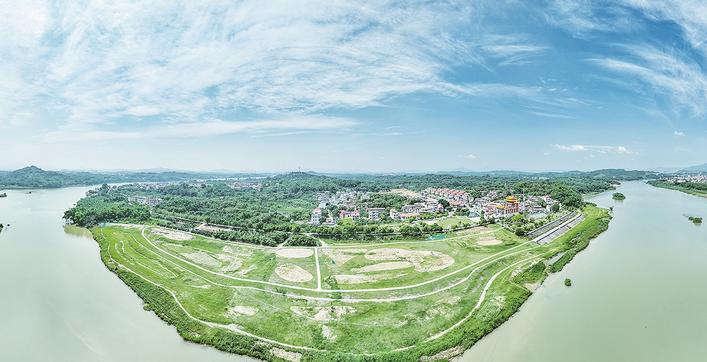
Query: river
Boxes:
[
  {"xmin": 0, "ymin": 187, "xmax": 249, "ymax": 362},
  {"xmin": 1, "ymin": 183, "xmax": 706, "ymax": 361},
  {"xmin": 460, "ymin": 181, "xmax": 707, "ymax": 361}
]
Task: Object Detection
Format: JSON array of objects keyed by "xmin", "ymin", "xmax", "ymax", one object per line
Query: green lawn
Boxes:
[{"xmin": 92, "ymin": 204, "xmax": 610, "ymax": 361}]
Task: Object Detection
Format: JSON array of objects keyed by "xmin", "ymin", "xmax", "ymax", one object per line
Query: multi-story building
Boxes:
[
  {"xmin": 310, "ymin": 208, "xmax": 322, "ymax": 225},
  {"xmin": 366, "ymin": 208, "xmax": 386, "ymax": 221}
]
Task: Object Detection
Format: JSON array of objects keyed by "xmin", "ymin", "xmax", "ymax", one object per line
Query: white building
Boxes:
[
  {"xmin": 310, "ymin": 208, "xmax": 322, "ymax": 225},
  {"xmin": 366, "ymin": 208, "xmax": 386, "ymax": 221}
]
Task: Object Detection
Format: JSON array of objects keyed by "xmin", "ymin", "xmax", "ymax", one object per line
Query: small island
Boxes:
[
  {"xmin": 688, "ymin": 216, "xmax": 702, "ymax": 225},
  {"xmin": 564, "ymin": 278, "xmax": 572, "ymax": 287},
  {"xmin": 612, "ymin": 192, "xmax": 626, "ymax": 200}
]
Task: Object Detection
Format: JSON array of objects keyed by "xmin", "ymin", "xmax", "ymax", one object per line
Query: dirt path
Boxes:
[{"xmin": 314, "ymin": 247, "xmax": 322, "ymax": 290}]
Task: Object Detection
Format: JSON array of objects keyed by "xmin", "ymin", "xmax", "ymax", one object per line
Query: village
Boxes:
[{"xmin": 308, "ymin": 187, "xmax": 560, "ymax": 229}]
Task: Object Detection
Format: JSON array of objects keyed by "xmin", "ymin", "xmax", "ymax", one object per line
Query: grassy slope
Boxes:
[{"xmin": 90, "ymin": 205, "xmax": 610, "ymax": 361}]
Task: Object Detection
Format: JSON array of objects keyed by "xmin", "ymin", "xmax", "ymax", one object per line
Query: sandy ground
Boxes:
[
  {"xmin": 524, "ymin": 282, "xmax": 541, "ymax": 292},
  {"xmin": 322, "ymin": 325, "xmax": 336, "ymax": 341},
  {"xmin": 290, "ymin": 306, "xmax": 356, "ymax": 322},
  {"xmin": 227, "ymin": 305, "xmax": 258, "ymax": 316},
  {"xmin": 334, "ymin": 274, "xmax": 377, "ymax": 284},
  {"xmin": 477, "ymin": 237, "xmax": 503, "ymax": 246},
  {"xmin": 352, "ymin": 261, "xmax": 413, "ymax": 273},
  {"xmin": 217, "ymin": 257, "xmax": 242, "ymax": 273},
  {"xmin": 276, "ymin": 248, "xmax": 313, "ymax": 259},
  {"xmin": 420, "ymin": 346, "xmax": 463, "ymax": 361},
  {"xmin": 321, "ymin": 248, "xmax": 366, "ymax": 265},
  {"xmin": 365, "ymin": 248, "xmax": 454, "ymax": 272},
  {"xmin": 275, "ymin": 264, "xmax": 313, "ymax": 283},
  {"xmin": 152, "ymin": 227, "xmax": 193, "ymax": 241},
  {"xmin": 182, "ymin": 251, "xmax": 221, "ymax": 268},
  {"xmin": 271, "ymin": 348, "xmax": 301, "ymax": 362}
]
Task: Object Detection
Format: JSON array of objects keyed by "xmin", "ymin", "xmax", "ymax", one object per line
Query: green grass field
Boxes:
[{"xmin": 92, "ymin": 205, "xmax": 610, "ymax": 361}]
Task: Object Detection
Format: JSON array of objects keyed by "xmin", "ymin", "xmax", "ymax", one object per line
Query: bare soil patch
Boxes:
[
  {"xmin": 271, "ymin": 348, "xmax": 301, "ymax": 362},
  {"xmin": 183, "ymin": 251, "xmax": 220, "ymax": 268},
  {"xmin": 477, "ymin": 237, "xmax": 503, "ymax": 246},
  {"xmin": 364, "ymin": 248, "xmax": 454, "ymax": 272},
  {"xmin": 227, "ymin": 305, "xmax": 258, "ymax": 316},
  {"xmin": 334, "ymin": 274, "xmax": 377, "ymax": 284},
  {"xmin": 352, "ymin": 261, "xmax": 413, "ymax": 273},
  {"xmin": 290, "ymin": 306, "xmax": 356, "ymax": 322},
  {"xmin": 152, "ymin": 227, "xmax": 193, "ymax": 241},
  {"xmin": 275, "ymin": 264, "xmax": 313, "ymax": 283},
  {"xmin": 276, "ymin": 248, "xmax": 313, "ymax": 259},
  {"xmin": 322, "ymin": 325, "xmax": 337, "ymax": 341},
  {"xmin": 421, "ymin": 346, "xmax": 463, "ymax": 361},
  {"xmin": 321, "ymin": 248, "xmax": 367, "ymax": 265}
]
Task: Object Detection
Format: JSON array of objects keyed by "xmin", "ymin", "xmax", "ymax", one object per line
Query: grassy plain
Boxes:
[{"xmin": 93, "ymin": 205, "xmax": 610, "ymax": 361}]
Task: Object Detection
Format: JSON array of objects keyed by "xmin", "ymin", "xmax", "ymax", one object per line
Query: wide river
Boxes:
[
  {"xmin": 0, "ymin": 187, "xmax": 249, "ymax": 362},
  {"xmin": 0, "ymin": 182, "xmax": 705, "ymax": 361},
  {"xmin": 461, "ymin": 181, "xmax": 707, "ymax": 361}
]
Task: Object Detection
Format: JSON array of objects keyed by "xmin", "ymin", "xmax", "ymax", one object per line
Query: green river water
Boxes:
[{"xmin": 0, "ymin": 182, "xmax": 705, "ymax": 361}]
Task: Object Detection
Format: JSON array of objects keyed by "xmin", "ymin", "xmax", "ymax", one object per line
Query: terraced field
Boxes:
[{"xmin": 93, "ymin": 206, "xmax": 610, "ymax": 361}]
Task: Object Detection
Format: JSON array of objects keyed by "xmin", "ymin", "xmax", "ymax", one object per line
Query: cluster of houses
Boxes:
[
  {"xmin": 127, "ymin": 196, "xmax": 162, "ymax": 207},
  {"xmin": 422, "ymin": 188, "xmax": 470, "ymax": 207},
  {"xmin": 474, "ymin": 194, "xmax": 556, "ymax": 219},
  {"xmin": 316, "ymin": 191, "xmax": 370, "ymax": 209},
  {"xmin": 230, "ymin": 181, "xmax": 262, "ymax": 190},
  {"xmin": 308, "ymin": 187, "xmax": 559, "ymax": 226},
  {"xmin": 662, "ymin": 175, "xmax": 707, "ymax": 184}
]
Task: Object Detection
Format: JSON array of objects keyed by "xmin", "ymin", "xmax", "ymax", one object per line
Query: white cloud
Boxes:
[
  {"xmin": 458, "ymin": 153, "xmax": 478, "ymax": 159},
  {"xmin": 553, "ymin": 144, "xmax": 635, "ymax": 154},
  {"xmin": 674, "ymin": 130, "xmax": 686, "ymax": 136}
]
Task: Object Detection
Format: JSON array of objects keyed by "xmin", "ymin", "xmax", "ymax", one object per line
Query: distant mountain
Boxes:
[
  {"xmin": 0, "ymin": 166, "xmax": 261, "ymax": 189},
  {"xmin": 680, "ymin": 163, "xmax": 707, "ymax": 174}
]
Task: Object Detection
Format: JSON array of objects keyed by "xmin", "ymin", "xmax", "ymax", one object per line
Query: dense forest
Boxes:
[{"xmin": 63, "ymin": 170, "xmax": 650, "ymax": 245}]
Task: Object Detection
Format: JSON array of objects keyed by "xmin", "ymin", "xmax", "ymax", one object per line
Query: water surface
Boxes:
[
  {"xmin": 0, "ymin": 187, "xmax": 249, "ymax": 362},
  {"xmin": 460, "ymin": 181, "xmax": 707, "ymax": 362}
]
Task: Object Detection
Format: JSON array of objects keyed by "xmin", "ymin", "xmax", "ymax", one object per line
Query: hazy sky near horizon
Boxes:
[{"xmin": 1, "ymin": 1, "xmax": 706, "ymax": 172}]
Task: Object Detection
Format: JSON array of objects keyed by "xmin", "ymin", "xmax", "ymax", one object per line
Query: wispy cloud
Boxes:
[
  {"xmin": 622, "ymin": 0, "xmax": 707, "ymax": 56},
  {"xmin": 542, "ymin": 0, "xmax": 640, "ymax": 36},
  {"xmin": 457, "ymin": 153, "xmax": 478, "ymax": 159},
  {"xmin": 42, "ymin": 116, "xmax": 357, "ymax": 142},
  {"xmin": 0, "ymin": 0, "xmax": 574, "ymax": 137},
  {"xmin": 553, "ymin": 144, "xmax": 636, "ymax": 155},
  {"xmin": 674, "ymin": 130, "xmax": 686, "ymax": 136},
  {"xmin": 587, "ymin": 44, "xmax": 707, "ymax": 115}
]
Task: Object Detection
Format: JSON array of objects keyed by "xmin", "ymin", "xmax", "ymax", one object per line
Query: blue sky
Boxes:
[{"xmin": 1, "ymin": 0, "xmax": 706, "ymax": 172}]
